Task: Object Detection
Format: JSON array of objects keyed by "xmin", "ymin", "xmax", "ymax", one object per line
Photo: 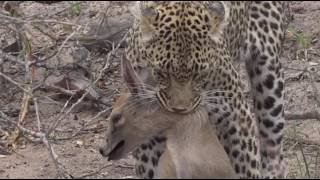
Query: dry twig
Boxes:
[
  {"xmin": 0, "ymin": 1, "xmax": 132, "ymax": 178},
  {"xmin": 285, "ymin": 110, "xmax": 320, "ymax": 121},
  {"xmin": 0, "ymin": 112, "xmax": 72, "ymax": 178}
]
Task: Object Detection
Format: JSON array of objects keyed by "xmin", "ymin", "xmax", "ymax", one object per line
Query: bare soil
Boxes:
[{"xmin": 0, "ymin": 1, "xmax": 320, "ymax": 179}]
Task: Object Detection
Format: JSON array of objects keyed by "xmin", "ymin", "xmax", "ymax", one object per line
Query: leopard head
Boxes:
[{"xmin": 129, "ymin": 1, "xmax": 230, "ymax": 113}]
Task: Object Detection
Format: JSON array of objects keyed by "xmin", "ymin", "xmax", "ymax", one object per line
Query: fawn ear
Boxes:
[{"xmin": 121, "ymin": 54, "xmax": 145, "ymax": 95}]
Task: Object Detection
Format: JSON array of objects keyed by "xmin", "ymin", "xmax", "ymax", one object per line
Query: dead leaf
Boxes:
[
  {"xmin": 76, "ymin": 140, "xmax": 84, "ymax": 147},
  {"xmin": 309, "ymin": 62, "xmax": 318, "ymax": 66},
  {"xmin": 287, "ymin": 30, "xmax": 294, "ymax": 39}
]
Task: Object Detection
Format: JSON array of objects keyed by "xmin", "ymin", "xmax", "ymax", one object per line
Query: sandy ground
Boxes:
[{"xmin": 0, "ymin": 1, "xmax": 320, "ymax": 179}]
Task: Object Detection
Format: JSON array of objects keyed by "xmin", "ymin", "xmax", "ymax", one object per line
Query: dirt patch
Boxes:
[{"xmin": 0, "ymin": 1, "xmax": 320, "ymax": 179}]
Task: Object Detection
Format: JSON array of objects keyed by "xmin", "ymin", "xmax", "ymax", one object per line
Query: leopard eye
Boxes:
[
  {"xmin": 194, "ymin": 83, "xmax": 202, "ymax": 93},
  {"xmin": 159, "ymin": 77, "xmax": 169, "ymax": 89},
  {"xmin": 194, "ymin": 85, "xmax": 200, "ymax": 91},
  {"xmin": 153, "ymin": 70, "xmax": 169, "ymax": 89},
  {"xmin": 157, "ymin": 71, "xmax": 167, "ymax": 80}
]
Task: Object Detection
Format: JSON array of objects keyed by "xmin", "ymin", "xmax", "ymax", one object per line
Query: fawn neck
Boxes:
[{"xmin": 162, "ymin": 109, "xmax": 237, "ymax": 179}]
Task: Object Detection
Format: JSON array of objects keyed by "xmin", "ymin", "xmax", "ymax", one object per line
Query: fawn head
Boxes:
[{"xmin": 99, "ymin": 55, "xmax": 176, "ymax": 160}]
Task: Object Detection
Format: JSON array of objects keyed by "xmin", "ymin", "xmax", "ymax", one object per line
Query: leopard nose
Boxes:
[{"xmin": 172, "ymin": 107, "xmax": 187, "ymax": 113}]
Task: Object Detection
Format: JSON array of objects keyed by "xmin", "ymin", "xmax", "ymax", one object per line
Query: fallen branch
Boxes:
[
  {"xmin": 1, "ymin": 3, "xmax": 132, "ymax": 178},
  {"xmin": 0, "ymin": 13, "xmax": 82, "ymax": 27},
  {"xmin": 46, "ymin": 29, "xmax": 128, "ymax": 137},
  {"xmin": 47, "ymin": 90, "xmax": 90, "ymax": 136},
  {"xmin": 75, "ymin": 163, "xmax": 134, "ymax": 179},
  {"xmin": 58, "ymin": 106, "xmax": 112, "ymax": 140},
  {"xmin": 0, "ymin": 148, "xmax": 11, "ymax": 155},
  {"xmin": 76, "ymin": 164, "xmax": 112, "ymax": 179},
  {"xmin": 0, "ymin": 49, "xmax": 25, "ymax": 65},
  {"xmin": 309, "ymin": 71, "xmax": 320, "ymax": 107},
  {"xmin": 285, "ymin": 110, "xmax": 320, "ymax": 121},
  {"xmin": 43, "ymin": 135, "xmax": 73, "ymax": 179},
  {"xmin": 286, "ymin": 136, "xmax": 320, "ymax": 146},
  {"xmin": 0, "ymin": 71, "xmax": 31, "ymax": 95},
  {"xmin": 0, "ymin": 113, "xmax": 72, "ymax": 178}
]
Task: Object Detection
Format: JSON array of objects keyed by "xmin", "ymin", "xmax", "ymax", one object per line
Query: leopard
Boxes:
[{"xmin": 122, "ymin": 1, "xmax": 287, "ymax": 179}]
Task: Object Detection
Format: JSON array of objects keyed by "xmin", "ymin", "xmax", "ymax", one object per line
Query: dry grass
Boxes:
[{"xmin": 1, "ymin": 1, "xmax": 320, "ymax": 179}]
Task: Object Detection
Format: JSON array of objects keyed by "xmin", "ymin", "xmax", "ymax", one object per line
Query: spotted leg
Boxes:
[{"xmin": 244, "ymin": 1, "xmax": 286, "ymax": 178}]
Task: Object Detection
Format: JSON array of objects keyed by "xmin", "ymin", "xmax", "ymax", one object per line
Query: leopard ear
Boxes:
[
  {"xmin": 139, "ymin": 1, "xmax": 159, "ymax": 17},
  {"xmin": 130, "ymin": 1, "xmax": 162, "ymax": 43},
  {"xmin": 205, "ymin": 1, "xmax": 230, "ymax": 41}
]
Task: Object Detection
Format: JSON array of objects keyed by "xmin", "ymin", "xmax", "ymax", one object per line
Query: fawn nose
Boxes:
[{"xmin": 99, "ymin": 147, "xmax": 106, "ymax": 157}]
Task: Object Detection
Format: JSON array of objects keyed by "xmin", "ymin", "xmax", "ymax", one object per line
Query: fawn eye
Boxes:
[{"xmin": 111, "ymin": 113, "xmax": 122, "ymax": 124}]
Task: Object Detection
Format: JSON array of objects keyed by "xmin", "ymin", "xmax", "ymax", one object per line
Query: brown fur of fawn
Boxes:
[{"xmin": 99, "ymin": 56, "xmax": 237, "ymax": 179}]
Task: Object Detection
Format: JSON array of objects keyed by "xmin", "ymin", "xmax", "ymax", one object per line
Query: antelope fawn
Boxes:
[{"xmin": 99, "ymin": 56, "xmax": 237, "ymax": 179}]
